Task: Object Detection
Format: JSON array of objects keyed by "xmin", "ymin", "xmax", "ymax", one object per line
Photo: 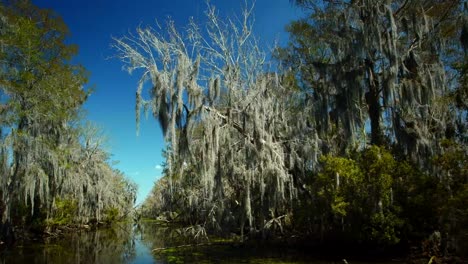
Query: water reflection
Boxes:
[
  {"xmin": 0, "ymin": 222, "xmax": 202, "ymax": 264},
  {"xmin": 1, "ymin": 223, "xmax": 138, "ymax": 264},
  {"xmin": 0, "ymin": 221, "xmax": 405, "ymax": 264}
]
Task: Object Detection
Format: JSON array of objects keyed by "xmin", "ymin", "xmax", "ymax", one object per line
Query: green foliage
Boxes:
[
  {"xmin": 310, "ymin": 146, "xmax": 405, "ymax": 245},
  {"xmin": 433, "ymin": 140, "xmax": 468, "ymax": 256},
  {"xmin": 0, "ymin": 0, "xmax": 88, "ymax": 225},
  {"xmin": 358, "ymin": 147, "xmax": 395, "ymax": 209},
  {"xmin": 433, "ymin": 140, "xmax": 468, "ymax": 192},
  {"xmin": 367, "ymin": 212, "xmax": 403, "ymax": 245},
  {"xmin": 446, "ymin": 184, "xmax": 468, "ymax": 254},
  {"xmin": 317, "ymin": 155, "xmax": 362, "ymax": 218},
  {"xmin": 0, "ymin": 1, "xmax": 136, "ymax": 241},
  {"xmin": 123, "ymin": 0, "xmax": 466, "ymax": 258},
  {"xmin": 103, "ymin": 207, "xmax": 120, "ymax": 225},
  {"xmin": 393, "ymin": 161, "xmax": 440, "ymax": 238},
  {"xmin": 0, "ymin": 0, "xmax": 88, "ymax": 124},
  {"xmin": 278, "ymin": 1, "xmax": 466, "ymax": 253},
  {"xmin": 47, "ymin": 198, "xmax": 78, "ymax": 226}
]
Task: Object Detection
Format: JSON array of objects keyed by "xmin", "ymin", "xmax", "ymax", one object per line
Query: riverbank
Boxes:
[
  {"xmin": 139, "ymin": 219, "xmax": 468, "ymax": 264},
  {"xmin": 0, "ymin": 219, "xmax": 127, "ymax": 249},
  {"xmin": 0, "ymin": 220, "xmax": 413, "ymax": 264},
  {"xmin": 2, "ymin": 219, "xmax": 466, "ymax": 263},
  {"xmin": 152, "ymin": 239, "xmax": 407, "ymax": 264}
]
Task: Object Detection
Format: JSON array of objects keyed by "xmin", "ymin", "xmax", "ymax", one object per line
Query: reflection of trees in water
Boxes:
[
  {"xmin": 1, "ymin": 222, "xmax": 355, "ymax": 263},
  {"xmin": 136, "ymin": 221, "xmax": 213, "ymax": 264},
  {"xmin": 64, "ymin": 224, "xmax": 136, "ymax": 263},
  {"xmin": 135, "ymin": 221, "xmax": 189, "ymax": 251},
  {"xmin": 0, "ymin": 224, "xmax": 137, "ymax": 264},
  {"xmin": 1, "ymin": 221, "xmax": 206, "ymax": 264}
]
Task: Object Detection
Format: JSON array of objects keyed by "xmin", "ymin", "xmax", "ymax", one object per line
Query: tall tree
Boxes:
[
  {"xmin": 0, "ymin": 0, "xmax": 88, "ymax": 227},
  {"xmin": 279, "ymin": 0, "xmax": 465, "ymax": 162},
  {"xmin": 0, "ymin": 1, "xmax": 137, "ymax": 241},
  {"xmin": 114, "ymin": 3, "xmax": 318, "ymax": 237}
]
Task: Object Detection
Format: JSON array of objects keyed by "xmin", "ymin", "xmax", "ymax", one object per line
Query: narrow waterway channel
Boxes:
[{"xmin": 0, "ymin": 221, "xmax": 405, "ymax": 264}]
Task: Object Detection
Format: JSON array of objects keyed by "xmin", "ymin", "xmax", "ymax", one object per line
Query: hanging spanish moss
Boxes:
[
  {"xmin": 0, "ymin": 0, "xmax": 137, "ymax": 242},
  {"xmin": 114, "ymin": 2, "xmax": 320, "ymax": 237},
  {"xmin": 129, "ymin": 1, "xmax": 467, "ymax": 258},
  {"xmin": 281, "ymin": 0, "xmax": 464, "ymax": 165}
]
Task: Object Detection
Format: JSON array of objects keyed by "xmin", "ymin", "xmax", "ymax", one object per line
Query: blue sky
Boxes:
[{"xmin": 32, "ymin": 0, "xmax": 302, "ymax": 205}]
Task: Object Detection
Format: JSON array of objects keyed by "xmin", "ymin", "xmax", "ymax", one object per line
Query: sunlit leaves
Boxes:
[{"xmin": 315, "ymin": 146, "xmax": 403, "ymax": 245}]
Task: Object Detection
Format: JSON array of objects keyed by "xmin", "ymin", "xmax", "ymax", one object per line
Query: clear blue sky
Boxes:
[{"xmin": 32, "ymin": 0, "xmax": 302, "ymax": 205}]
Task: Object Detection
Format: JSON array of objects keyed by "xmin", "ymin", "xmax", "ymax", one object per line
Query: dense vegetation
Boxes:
[
  {"xmin": 116, "ymin": 0, "xmax": 468, "ymax": 259},
  {"xmin": 0, "ymin": 0, "xmax": 466, "ymax": 261},
  {"xmin": 0, "ymin": 0, "xmax": 136, "ymax": 243}
]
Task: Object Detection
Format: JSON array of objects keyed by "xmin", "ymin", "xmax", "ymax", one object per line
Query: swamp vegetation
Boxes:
[
  {"xmin": 116, "ymin": 0, "xmax": 468, "ymax": 261},
  {"xmin": 0, "ymin": 0, "xmax": 467, "ymax": 263},
  {"xmin": 0, "ymin": 0, "xmax": 136, "ymax": 243},
  {"xmin": 0, "ymin": 220, "xmax": 407, "ymax": 263}
]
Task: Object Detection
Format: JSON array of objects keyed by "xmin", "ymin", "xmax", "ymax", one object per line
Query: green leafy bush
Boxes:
[
  {"xmin": 313, "ymin": 146, "xmax": 404, "ymax": 245},
  {"xmin": 103, "ymin": 207, "xmax": 120, "ymax": 224},
  {"xmin": 47, "ymin": 198, "xmax": 78, "ymax": 226}
]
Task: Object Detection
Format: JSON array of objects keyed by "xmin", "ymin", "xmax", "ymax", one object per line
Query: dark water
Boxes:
[{"xmin": 0, "ymin": 221, "xmax": 404, "ymax": 264}]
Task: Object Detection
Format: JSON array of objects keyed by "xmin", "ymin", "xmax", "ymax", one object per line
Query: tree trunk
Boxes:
[{"xmin": 366, "ymin": 61, "xmax": 383, "ymax": 145}]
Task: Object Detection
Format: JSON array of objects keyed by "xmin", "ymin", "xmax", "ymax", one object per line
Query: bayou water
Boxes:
[{"xmin": 0, "ymin": 221, "xmax": 405, "ymax": 263}]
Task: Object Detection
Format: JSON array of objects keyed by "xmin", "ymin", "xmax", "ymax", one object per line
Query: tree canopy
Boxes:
[
  {"xmin": 0, "ymin": 0, "xmax": 136, "ymax": 242},
  {"xmin": 119, "ymin": 0, "xmax": 467, "ymax": 258}
]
